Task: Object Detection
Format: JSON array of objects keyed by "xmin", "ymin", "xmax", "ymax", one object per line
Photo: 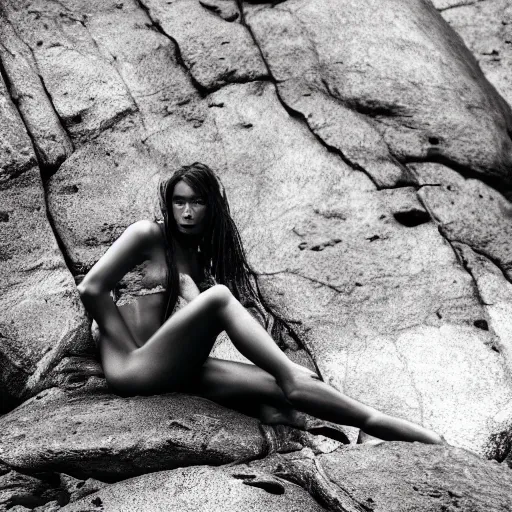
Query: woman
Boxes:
[{"xmin": 78, "ymin": 162, "xmax": 443, "ymax": 444}]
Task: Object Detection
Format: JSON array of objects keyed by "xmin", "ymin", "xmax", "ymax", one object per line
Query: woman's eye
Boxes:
[
  {"xmin": 173, "ymin": 200, "xmax": 185, "ymax": 206},
  {"xmin": 194, "ymin": 199, "xmax": 206, "ymax": 206}
]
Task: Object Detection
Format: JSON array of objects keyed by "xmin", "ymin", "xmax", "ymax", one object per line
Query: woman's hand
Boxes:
[{"xmin": 178, "ymin": 273, "xmax": 201, "ymax": 302}]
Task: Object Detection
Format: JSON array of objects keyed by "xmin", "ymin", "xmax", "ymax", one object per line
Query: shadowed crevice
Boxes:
[
  {"xmin": 0, "ymin": 52, "xmax": 38, "ymax": 179},
  {"xmin": 0, "ymin": 11, "xmax": 74, "ymax": 179},
  {"xmin": 135, "ymin": 0, "xmax": 210, "ymax": 97},
  {"xmin": 436, "ymin": 0, "xmax": 486, "ymax": 13},
  {"xmin": 136, "ymin": 0, "xmax": 268, "ymax": 96},
  {"xmin": 234, "ymin": 0, "xmax": 384, "ymax": 191},
  {"xmin": 0, "ymin": 20, "xmax": 80, "ymax": 278},
  {"xmin": 405, "ymin": 153, "xmax": 512, "ymax": 201}
]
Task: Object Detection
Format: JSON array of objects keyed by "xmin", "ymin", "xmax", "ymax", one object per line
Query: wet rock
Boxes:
[
  {"xmin": 60, "ymin": 463, "xmax": 324, "ymax": 512},
  {"xmin": 0, "ymin": 387, "xmax": 278, "ymax": 480}
]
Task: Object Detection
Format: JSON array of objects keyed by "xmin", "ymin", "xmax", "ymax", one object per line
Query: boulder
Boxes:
[
  {"xmin": 244, "ymin": 0, "xmax": 512, "ymax": 188},
  {"xmin": 0, "ymin": 67, "xmax": 90, "ymax": 410},
  {"xmin": 1, "ymin": 0, "xmax": 137, "ymax": 143},
  {"xmin": 2, "ymin": 2, "xmax": 512, "ymax": 508},
  {"xmin": 0, "ymin": 387, "xmax": 297, "ymax": 480},
  {"xmin": 0, "ymin": 465, "xmax": 55, "ymax": 511},
  {"xmin": 45, "ymin": 76, "xmax": 512, "ymax": 455},
  {"xmin": 60, "ymin": 463, "xmax": 325, "ymax": 512},
  {"xmin": 435, "ymin": 0, "xmax": 512, "ymax": 110},
  {"xmin": 246, "ymin": 443, "xmax": 512, "ymax": 512},
  {"xmin": 0, "ymin": 8, "xmax": 73, "ymax": 173}
]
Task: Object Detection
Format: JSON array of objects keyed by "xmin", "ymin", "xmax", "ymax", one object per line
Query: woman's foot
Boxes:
[{"xmin": 258, "ymin": 403, "xmax": 307, "ymax": 429}]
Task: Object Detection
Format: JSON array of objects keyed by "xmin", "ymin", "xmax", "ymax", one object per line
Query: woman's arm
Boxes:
[{"xmin": 77, "ymin": 220, "xmax": 157, "ymax": 353}]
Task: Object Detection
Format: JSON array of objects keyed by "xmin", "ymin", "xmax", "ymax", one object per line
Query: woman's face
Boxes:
[{"xmin": 172, "ymin": 180, "xmax": 207, "ymax": 235}]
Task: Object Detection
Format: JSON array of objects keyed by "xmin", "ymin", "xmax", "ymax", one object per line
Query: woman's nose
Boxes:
[{"xmin": 183, "ymin": 204, "xmax": 192, "ymax": 217}]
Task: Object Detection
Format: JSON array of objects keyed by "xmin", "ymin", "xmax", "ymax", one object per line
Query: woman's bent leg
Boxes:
[{"xmin": 109, "ymin": 285, "xmax": 442, "ymax": 443}]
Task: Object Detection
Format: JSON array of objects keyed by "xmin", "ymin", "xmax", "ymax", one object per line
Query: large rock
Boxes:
[
  {"xmin": 246, "ymin": 444, "xmax": 512, "ymax": 512},
  {"xmin": 1, "ymin": 0, "xmax": 137, "ymax": 143},
  {"xmin": 0, "ymin": 8, "xmax": 73, "ymax": 173},
  {"xmin": 202, "ymin": 82, "xmax": 512, "ymax": 455},
  {"xmin": 0, "ymin": 67, "xmax": 90, "ymax": 411},
  {"xmin": 140, "ymin": 0, "xmax": 268, "ymax": 91},
  {"xmin": 2, "ymin": 2, "xmax": 512, "ymax": 508},
  {"xmin": 60, "ymin": 463, "xmax": 325, "ymax": 512},
  {"xmin": 435, "ymin": 0, "xmax": 512, "ymax": 110},
  {"xmin": 0, "ymin": 387, "xmax": 297, "ymax": 480},
  {"xmin": 0, "ymin": 167, "xmax": 91, "ymax": 409},
  {"xmin": 45, "ymin": 75, "xmax": 512, "ymax": 455},
  {"xmin": 244, "ymin": 0, "xmax": 512, "ymax": 188}
]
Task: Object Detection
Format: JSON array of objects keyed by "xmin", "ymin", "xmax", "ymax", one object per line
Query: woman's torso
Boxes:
[{"xmin": 94, "ymin": 220, "xmax": 205, "ymax": 347}]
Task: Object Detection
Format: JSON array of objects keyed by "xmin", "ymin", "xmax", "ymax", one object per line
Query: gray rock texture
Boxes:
[
  {"xmin": 246, "ymin": 444, "xmax": 512, "ymax": 511},
  {"xmin": 60, "ymin": 464, "xmax": 325, "ymax": 512},
  {"xmin": 1, "ymin": 0, "xmax": 512, "ymax": 510},
  {"xmin": 435, "ymin": 0, "xmax": 512, "ymax": 110},
  {"xmin": 0, "ymin": 387, "xmax": 298, "ymax": 480}
]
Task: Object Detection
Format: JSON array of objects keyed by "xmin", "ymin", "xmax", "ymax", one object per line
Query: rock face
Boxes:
[
  {"xmin": 435, "ymin": 0, "xmax": 512, "ymax": 111},
  {"xmin": 0, "ymin": 388, "xmax": 275, "ymax": 480},
  {"xmin": 1, "ymin": 0, "xmax": 512, "ymax": 510},
  {"xmin": 60, "ymin": 464, "xmax": 325, "ymax": 512},
  {"xmin": 246, "ymin": 444, "xmax": 512, "ymax": 511}
]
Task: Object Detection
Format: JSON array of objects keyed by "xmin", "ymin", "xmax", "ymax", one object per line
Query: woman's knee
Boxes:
[{"xmin": 203, "ymin": 284, "xmax": 233, "ymax": 312}]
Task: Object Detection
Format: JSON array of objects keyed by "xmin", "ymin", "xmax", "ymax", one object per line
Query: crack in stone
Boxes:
[
  {"xmin": 0, "ymin": 14, "xmax": 82, "ymax": 288},
  {"xmin": 437, "ymin": 0, "xmax": 487, "ymax": 12},
  {"xmin": 0, "ymin": 10, "xmax": 75, "ymax": 176},
  {"xmin": 135, "ymin": 0, "xmax": 209, "ymax": 97},
  {"xmin": 420, "ymin": 190, "xmax": 512, "ymax": 287},
  {"xmin": 415, "ymin": 189, "xmax": 512, "ymax": 461},
  {"xmin": 311, "ymin": 457, "xmax": 370, "ymax": 512},
  {"xmin": 80, "ymin": 17, "xmax": 144, "ymax": 131},
  {"xmin": 417, "ymin": 191, "xmax": 501, "ymax": 334},
  {"xmin": 257, "ymin": 269, "xmax": 344, "ymax": 294},
  {"xmin": 407, "ymin": 154, "xmax": 512, "ymax": 196},
  {"xmin": 136, "ymin": 0, "xmax": 269, "ymax": 97},
  {"xmin": 235, "ymin": 0, "xmax": 384, "ymax": 191},
  {"xmin": 239, "ymin": 3, "xmax": 512, "ymax": 196},
  {"xmin": 0, "ymin": 52, "xmax": 39, "ymax": 179},
  {"xmin": 36, "ymin": 73, "xmax": 76, "ymax": 171}
]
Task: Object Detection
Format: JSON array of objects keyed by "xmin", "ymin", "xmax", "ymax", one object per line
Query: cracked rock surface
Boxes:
[{"xmin": 1, "ymin": 0, "xmax": 512, "ymax": 510}]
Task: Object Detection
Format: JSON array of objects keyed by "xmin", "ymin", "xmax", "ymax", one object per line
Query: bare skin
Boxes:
[{"xmin": 78, "ymin": 181, "xmax": 443, "ymax": 444}]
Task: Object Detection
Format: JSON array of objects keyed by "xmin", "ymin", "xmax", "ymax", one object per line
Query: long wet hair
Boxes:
[{"xmin": 158, "ymin": 162, "xmax": 292, "ymax": 347}]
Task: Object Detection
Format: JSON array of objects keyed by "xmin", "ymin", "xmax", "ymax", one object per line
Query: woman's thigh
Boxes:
[
  {"xmin": 102, "ymin": 290, "xmax": 225, "ymax": 394},
  {"xmin": 185, "ymin": 357, "xmax": 290, "ymax": 409}
]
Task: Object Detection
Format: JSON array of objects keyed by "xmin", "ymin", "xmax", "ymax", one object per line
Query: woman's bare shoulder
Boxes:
[{"xmin": 126, "ymin": 219, "xmax": 162, "ymax": 243}]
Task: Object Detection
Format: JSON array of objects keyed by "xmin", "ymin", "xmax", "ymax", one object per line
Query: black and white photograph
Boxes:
[{"xmin": 0, "ymin": 0, "xmax": 511, "ymax": 510}]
